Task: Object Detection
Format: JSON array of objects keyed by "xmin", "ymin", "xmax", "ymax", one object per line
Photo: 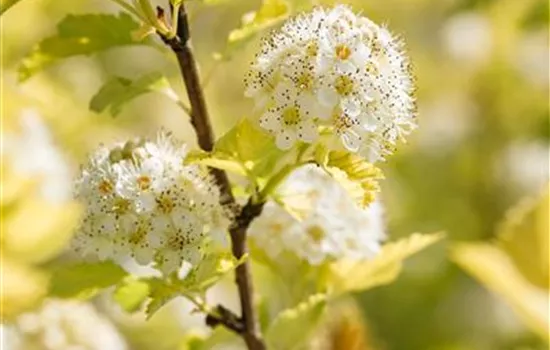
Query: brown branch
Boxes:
[
  {"xmin": 159, "ymin": 3, "xmax": 266, "ymax": 349},
  {"xmin": 205, "ymin": 305, "xmax": 245, "ymax": 334}
]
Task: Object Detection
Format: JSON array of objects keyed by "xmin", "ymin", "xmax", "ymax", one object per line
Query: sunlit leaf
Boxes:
[
  {"xmin": 181, "ymin": 252, "xmax": 246, "ymax": 293},
  {"xmin": 266, "ymin": 294, "xmax": 327, "ymax": 350},
  {"xmin": 219, "ymin": 0, "xmax": 290, "ymax": 59},
  {"xmin": 0, "ymin": 0, "xmax": 23, "ymax": 15},
  {"xmin": 212, "ymin": 118, "xmax": 284, "ymax": 177},
  {"xmin": 18, "ymin": 13, "xmax": 142, "ymax": 81},
  {"xmin": 145, "ymin": 252, "xmax": 245, "ymax": 319},
  {"xmin": 325, "ymin": 151, "xmax": 384, "ymax": 207},
  {"xmin": 4, "ymin": 198, "xmax": 81, "ymax": 264},
  {"xmin": 185, "ymin": 150, "xmax": 247, "ymax": 176},
  {"xmin": 113, "ymin": 277, "xmax": 151, "ymax": 313},
  {"xmin": 1, "ymin": 257, "xmax": 48, "ymax": 321},
  {"xmin": 496, "ymin": 188, "xmax": 549, "ymax": 289},
  {"xmin": 90, "ymin": 73, "xmax": 179, "ymax": 116},
  {"xmin": 145, "ymin": 278, "xmax": 180, "ymax": 319},
  {"xmin": 180, "ymin": 328, "xmax": 243, "ymax": 350},
  {"xmin": 49, "ymin": 261, "xmax": 127, "ymax": 299},
  {"xmin": 451, "ymin": 243, "xmax": 549, "ymax": 341},
  {"xmin": 326, "ymin": 233, "xmax": 444, "ymax": 294}
]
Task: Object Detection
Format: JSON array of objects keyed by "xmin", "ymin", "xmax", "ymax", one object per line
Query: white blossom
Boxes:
[
  {"xmin": 245, "ymin": 5, "xmax": 416, "ymax": 161},
  {"xmin": 248, "ymin": 165, "xmax": 385, "ymax": 265},
  {"xmin": 72, "ymin": 131, "xmax": 230, "ymax": 274},
  {"xmin": 7, "ymin": 299, "xmax": 127, "ymax": 350}
]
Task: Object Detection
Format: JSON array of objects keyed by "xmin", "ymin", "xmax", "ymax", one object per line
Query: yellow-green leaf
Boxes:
[
  {"xmin": 266, "ymin": 294, "xmax": 327, "ymax": 350},
  {"xmin": 221, "ymin": 0, "xmax": 289, "ymax": 59},
  {"xmin": 49, "ymin": 261, "xmax": 128, "ymax": 299},
  {"xmin": 90, "ymin": 73, "xmax": 179, "ymax": 117},
  {"xmin": 326, "ymin": 151, "xmax": 384, "ymax": 207},
  {"xmin": 451, "ymin": 243, "xmax": 549, "ymax": 341},
  {"xmin": 0, "ymin": 0, "xmax": 23, "ymax": 15},
  {"xmin": 3, "ymin": 198, "xmax": 81, "ymax": 264},
  {"xmin": 228, "ymin": 0, "xmax": 289, "ymax": 43},
  {"xmin": 113, "ymin": 277, "xmax": 151, "ymax": 312},
  {"xmin": 144, "ymin": 252, "xmax": 245, "ymax": 319},
  {"xmin": 496, "ymin": 188, "xmax": 549, "ymax": 289},
  {"xmin": 1, "ymin": 256, "xmax": 48, "ymax": 321},
  {"xmin": 326, "ymin": 232, "xmax": 444, "ymax": 294},
  {"xmin": 18, "ymin": 13, "xmax": 143, "ymax": 81},
  {"xmin": 185, "ymin": 150, "xmax": 247, "ymax": 176},
  {"xmin": 182, "ymin": 252, "xmax": 247, "ymax": 293},
  {"xmin": 213, "ymin": 118, "xmax": 284, "ymax": 177}
]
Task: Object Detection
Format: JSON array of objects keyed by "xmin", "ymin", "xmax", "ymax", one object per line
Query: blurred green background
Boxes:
[{"xmin": 1, "ymin": 0, "xmax": 548, "ymax": 349}]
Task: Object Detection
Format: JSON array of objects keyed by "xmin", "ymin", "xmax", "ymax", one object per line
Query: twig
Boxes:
[{"xmin": 159, "ymin": 3, "xmax": 266, "ymax": 349}]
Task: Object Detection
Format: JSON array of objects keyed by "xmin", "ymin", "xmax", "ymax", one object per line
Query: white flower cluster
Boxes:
[
  {"xmin": 249, "ymin": 165, "xmax": 385, "ymax": 265},
  {"xmin": 245, "ymin": 5, "xmax": 416, "ymax": 161},
  {"xmin": 71, "ymin": 132, "xmax": 229, "ymax": 274},
  {"xmin": 8, "ymin": 299, "xmax": 127, "ymax": 350}
]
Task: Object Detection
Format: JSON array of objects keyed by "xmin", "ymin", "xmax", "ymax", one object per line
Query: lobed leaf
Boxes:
[
  {"xmin": 326, "ymin": 232, "xmax": 444, "ymax": 294},
  {"xmin": 90, "ymin": 73, "xmax": 179, "ymax": 117},
  {"xmin": 265, "ymin": 294, "xmax": 327, "ymax": 350},
  {"xmin": 181, "ymin": 252, "xmax": 247, "ymax": 293},
  {"xmin": 451, "ymin": 243, "xmax": 549, "ymax": 341},
  {"xmin": 113, "ymin": 277, "xmax": 151, "ymax": 313},
  {"xmin": 496, "ymin": 187, "xmax": 549, "ymax": 289},
  {"xmin": 217, "ymin": 0, "xmax": 290, "ymax": 60},
  {"xmin": 49, "ymin": 261, "xmax": 128, "ymax": 299},
  {"xmin": 0, "ymin": 0, "xmax": 23, "ymax": 15},
  {"xmin": 138, "ymin": 252, "xmax": 245, "ymax": 319},
  {"xmin": 18, "ymin": 13, "xmax": 143, "ymax": 81},
  {"xmin": 192, "ymin": 118, "xmax": 284, "ymax": 178}
]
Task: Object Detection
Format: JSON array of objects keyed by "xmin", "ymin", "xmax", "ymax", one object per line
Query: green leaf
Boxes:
[
  {"xmin": 325, "ymin": 232, "xmax": 444, "ymax": 294},
  {"xmin": 218, "ymin": 0, "xmax": 290, "ymax": 60},
  {"xmin": 325, "ymin": 151, "xmax": 384, "ymax": 208},
  {"xmin": 0, "ymin": 0, "xmax": 23, "ymax": 15},
  {"xmin": 49, "ymin": 261, "xmax": 127, "ymax": 299},
  {"xmin": 18, "ymin": 13, "xmax": 142, "ymax": 81},
  {"xmin": 496, "ymin": 188, "xmax": 549, "ymax": 289},
  {"xmin": 90, "ymin": 73, "xmax": 179, "ymax": 116},
  {"xmin": 145, "ymin": 278, "xmax": 180, "ymax": 319},
  {"xmin": 181, "ymin": 328, "xmax": 242, "ymax": 350},
  {"xmin": 181, "ymin": 252, "xmax": 247, "ymax": 293},
  {"xmin": 113, "ymin": 277, "xmax": 151, "ymax": 312},
  {"xmin": 214, "ymin": 118, "xmax": 284, "ymax": 177},
  {"xmin": 185, "ymin": 150, "xmax": 247, "ymax": 176},
  {"xmin": 451, "ymin": 243, "xmax": 549, "ymax": 341},
  {"xmin": 266, "ymin": 294, "xmax": 327, "ymax": 350},
  {"xmin": 144, "ymin": 252, "xmax": 245, "ymax": 319}
]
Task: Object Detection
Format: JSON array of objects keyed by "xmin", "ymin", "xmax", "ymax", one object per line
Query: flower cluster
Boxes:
[
  {"xmin": 249, "ymin": 165, "xmax": 385, "ymax": 265},
  {"xmin": 71, "ymin": 132, "xmax": 230, "ymax": 274},
  {"xmin": 8, "ymin": 299, "xmax": 127, "ymax": 350},
  {"xmin": 245, "ymin": 5, "xmax": 416, "ymax": 161}
]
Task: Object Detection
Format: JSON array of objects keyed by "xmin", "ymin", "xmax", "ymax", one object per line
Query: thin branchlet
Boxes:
[{"xmin": 158, "ymin": 2, "xmax": 266, "ymax": 349}]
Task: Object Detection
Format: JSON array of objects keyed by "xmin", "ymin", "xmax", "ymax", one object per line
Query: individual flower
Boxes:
[
  {"xmin": 71, "ymin": 131, "xmax": 230, "ymax": 274},
  {"xmin": 245, "ymin": 5, "xmax": 416, "ymax": 161},
  {"xmin": 248, "ymin": 165, "xmax": 385, "ymax": 265},
  {"xmin": 6, "ymin": 299, "xmax": 127, "ymax": 350}
]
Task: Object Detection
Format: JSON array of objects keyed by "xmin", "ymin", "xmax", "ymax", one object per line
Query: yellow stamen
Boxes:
[
  {"xmin": 98, "ymin": 180, "xmax": 113, "ymax": 194},
  {"xmin": 335, "ymin": 45, "xmax": 351, "ymax": 60},
  {"xmin": 282, "ymin": 107, "xmax": 301, "ymax": 126},
  {"xmin": 334, "ymin": 75, "xmax": 354, "ymax": 96},
  {"xmin": 306, "ymin": 225, "xmax": 325, "ymax": 243}
]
